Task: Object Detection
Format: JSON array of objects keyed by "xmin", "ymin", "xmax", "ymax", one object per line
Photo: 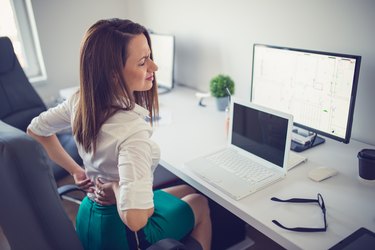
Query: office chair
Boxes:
[
  {"xmin": 0, "ymin": 121, "xmax": 202, "ymax": 250},
  {"xmin": 0, "ymin": 121, "xmax": 83, "ymax": 250},
  {"xmin": 0, "ymin": 36, "xmax": 82, "ymax": 181}
]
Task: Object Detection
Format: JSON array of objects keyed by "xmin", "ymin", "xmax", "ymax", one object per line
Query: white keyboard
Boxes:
[
  {"xmin": 186, "ymin": 149, "xmax": 286, "ymax": 200},
  {"xmin": 206, "ymin": 150, "xmax": 274, "ymax": 184}
]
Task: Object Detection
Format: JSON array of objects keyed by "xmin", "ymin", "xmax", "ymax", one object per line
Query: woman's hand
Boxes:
[
  {"xmin": 95, "ymin": 177, "xmax": 117, "ymax": 205},
  {"xmin": 72, "ymin": 168, "xmax": 94, "ymax": 193}
]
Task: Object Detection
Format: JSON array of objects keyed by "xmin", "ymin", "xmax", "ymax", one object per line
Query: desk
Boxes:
[{"xmin": 153, "ymin": 86, "xmax": 375, "ymax": 250}]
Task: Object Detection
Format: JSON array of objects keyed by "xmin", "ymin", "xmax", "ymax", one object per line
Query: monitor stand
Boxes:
[{"xmin": 290, "ymin": 129, "xmax": 325, "ymax": 152}]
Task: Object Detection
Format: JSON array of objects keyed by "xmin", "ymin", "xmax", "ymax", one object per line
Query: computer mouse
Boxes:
[{"xmin": 308, "ymin": 166, "xmax": 338, "ymax": 182}]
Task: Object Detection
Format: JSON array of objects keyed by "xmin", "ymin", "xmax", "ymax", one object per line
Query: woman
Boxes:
[{"xmin": 27, "ymin": 18, "xmax": 211, "ymax": 250}]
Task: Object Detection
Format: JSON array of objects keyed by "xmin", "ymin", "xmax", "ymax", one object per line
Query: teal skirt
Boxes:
[{"xmin": 76, "ymin": 190, "xmax": 195, "ymax": 250}]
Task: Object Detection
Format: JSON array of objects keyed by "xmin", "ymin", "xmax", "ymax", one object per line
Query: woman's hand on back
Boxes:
[
  {"xmin": 95, "ymin": 177, "xmax": 117, "ymax": 205},
  {"xmin": 72, "ymin": 168, "xmax": 95, "ymax": 193}
]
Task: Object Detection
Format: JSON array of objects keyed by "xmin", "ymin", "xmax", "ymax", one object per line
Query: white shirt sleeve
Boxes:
[
  {"xmin": 27, "ymin": 95, "xmax": 75, "ymax": 136},
  {"xmin": 117, "ymin": 129, "xmax": 156, "ymax": 210}
]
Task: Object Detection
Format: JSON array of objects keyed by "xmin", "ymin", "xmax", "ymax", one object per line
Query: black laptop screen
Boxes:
[{"xmin": 231, "ymin": 102, "xmax": 288, "ymax": 167}]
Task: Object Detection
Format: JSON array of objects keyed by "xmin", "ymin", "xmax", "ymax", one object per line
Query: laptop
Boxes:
[{"xmin": 185, "ymin": 98, "xmax": 294, "ymax": 200}]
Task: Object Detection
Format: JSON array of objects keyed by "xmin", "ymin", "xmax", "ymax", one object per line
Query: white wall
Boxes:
[
  {"xmin": 125, "ymin": 0, "xmax": 375, "ymax": 145},
  {"xmin": 31, "ymin": 0, "xmax": 375, "ymax": 145},
  {"xmin": 30, "ymin": 0, "xmax": 129, "ymax": 102}
]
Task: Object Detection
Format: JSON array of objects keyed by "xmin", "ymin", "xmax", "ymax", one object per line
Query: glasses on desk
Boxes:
[{"xmin": 271, "ymin": 193, "xmax": 327, "ymax": 232}]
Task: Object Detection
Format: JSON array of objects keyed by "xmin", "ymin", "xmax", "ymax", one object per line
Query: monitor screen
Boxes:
[
  {"xmin": 150, "ymin": 33, "xmax": 175, "ymax": 93},
  {"xmin": 251, "ymin": 44, "xmax": 361, "ymax": 146}
]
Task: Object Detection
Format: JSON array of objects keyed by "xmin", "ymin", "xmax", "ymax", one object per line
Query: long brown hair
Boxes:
[{"xmin": 73, "ymin": 18, "xmax": 159, "ymax": 153}]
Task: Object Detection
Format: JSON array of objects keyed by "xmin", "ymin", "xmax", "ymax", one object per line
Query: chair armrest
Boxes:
[
  {"xmin": 146, "ymin": 238, "xmax": 186, "ymax": 250},
  {"xmin": 57, "ymin": 184, "xmax": 86, "ymax": 205},
  {"xmin": 57, "ymin": 184, "xmax": 85, "ymax": 196},
  {"xmin": 146, "ymin": 236, "xmax": 202, "ymax": 250}
]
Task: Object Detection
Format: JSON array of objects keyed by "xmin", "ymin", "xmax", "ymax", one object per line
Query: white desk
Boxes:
[{"xmin": 153, "ymin": 86, "xmax": 375, "ymax": 250}]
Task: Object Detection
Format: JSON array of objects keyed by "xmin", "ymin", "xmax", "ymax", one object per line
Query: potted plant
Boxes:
[{"xmin": 209, "ymin": 74, "xmax": 235, "ymax": 111}]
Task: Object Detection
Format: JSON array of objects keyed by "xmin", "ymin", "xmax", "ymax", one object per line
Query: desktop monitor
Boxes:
[
  {"xmin": 150, "ymin": 32, "xmax": 175, "ymax": 94},
  {"xmin": 251, "ymin": 44, "xmax": 361, "ymax": 152}
]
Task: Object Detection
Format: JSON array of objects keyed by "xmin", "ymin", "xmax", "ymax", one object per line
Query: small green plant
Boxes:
[{"xmin": 209, "ymin": 74, "xmax": 235, "ymax": 98}]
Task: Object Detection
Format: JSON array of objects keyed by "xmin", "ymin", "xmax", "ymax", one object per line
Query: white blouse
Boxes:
[{"xmin": 28, "ymin": 93, "xmax": 160, "ymax": 210}]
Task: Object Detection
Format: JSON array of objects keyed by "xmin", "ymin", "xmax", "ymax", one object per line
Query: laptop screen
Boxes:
[{"xmin": 231, "ymin": 102, "xmax": 289, "ymax": 167}]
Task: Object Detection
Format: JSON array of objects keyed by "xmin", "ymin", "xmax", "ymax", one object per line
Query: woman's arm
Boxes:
[
  {"xmin": 112, "ymin": 125, "xmax": 158, "ymax": 231},
  {"xmin": 27, "ymin": 129, "xmax": 94, "ymax": 192},
  {"xmin": 111, "ymin": 182, "xmax": 154, "ymax": 232},
  {"xmin": 94, "ymin": 179, "xmax": 153, "ymax": 229}
]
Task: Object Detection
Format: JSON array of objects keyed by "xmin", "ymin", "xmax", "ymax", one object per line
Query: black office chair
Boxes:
[
  {"xmin": 0, "ymin": 121, "xmax": 83, "ymax": 250},
  {"xmin": 0, "ymin": 36, "xmax": 82, "ymax": 180},
  {"xmin": 0, "ymin": 121, "xmax": 202, "ymax": 250}
]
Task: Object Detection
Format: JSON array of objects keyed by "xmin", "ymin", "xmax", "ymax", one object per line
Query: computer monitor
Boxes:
[
  {"xmin": 150, "ymin": 32, "xmax": 175, "ymax": 94},
  {"xmin": 251, "ymin": 44, "xmax": 361, "ymax": 152}
]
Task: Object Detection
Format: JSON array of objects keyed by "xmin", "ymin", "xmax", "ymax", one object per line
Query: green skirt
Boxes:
[{"xmin": 76, "ymin": 190, "xmax": 195, "ymax": 250}]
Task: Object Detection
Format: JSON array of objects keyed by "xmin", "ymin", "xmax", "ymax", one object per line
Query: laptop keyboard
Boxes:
[{"xmin": 206, "ymin": 149, "xmax": 274, "ymax": 184}]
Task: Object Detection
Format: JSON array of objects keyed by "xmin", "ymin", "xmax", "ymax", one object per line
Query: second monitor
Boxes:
[
  {"xmin": 250, "ymin": 44, "xmax": 361, "ymax": 152},
  {"xmin": 150, "ymin": 32, "xmax": 175, "ymax": 94}
]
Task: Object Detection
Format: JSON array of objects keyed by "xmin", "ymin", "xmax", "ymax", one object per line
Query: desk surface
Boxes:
[{"xmin": 153, "ymin": 86, "xmax": 375, "ymax": 250}]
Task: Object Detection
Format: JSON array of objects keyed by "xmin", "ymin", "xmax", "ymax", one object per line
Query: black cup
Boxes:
[{"xmin": 358, "ymin": 149, "xmax": 375, "ymax": 180}]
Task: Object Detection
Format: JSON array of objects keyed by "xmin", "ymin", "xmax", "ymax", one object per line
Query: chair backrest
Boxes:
[
  {"xmin": 0, "ymin": 121, "xmax": 83, "ymax": 250},
  {"xmin": 0, "ymin": 36, "xmax": 83, "ymax": 180},
  {"xmin": 0, "ymin": 36, "xmax": 46, "ymax": 131}
]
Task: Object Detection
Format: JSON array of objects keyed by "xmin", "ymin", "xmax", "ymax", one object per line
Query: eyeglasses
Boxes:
[{"xmin": 270, "ymin": 193, "xmax": 327, "ymax": 232}]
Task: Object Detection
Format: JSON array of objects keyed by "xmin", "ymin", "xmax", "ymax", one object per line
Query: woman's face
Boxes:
[{"xmin": 123, "ymin": 34, "xmax": 158, "ymax": 92}]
